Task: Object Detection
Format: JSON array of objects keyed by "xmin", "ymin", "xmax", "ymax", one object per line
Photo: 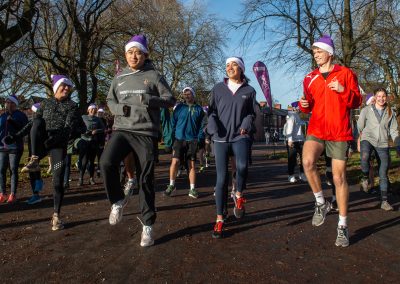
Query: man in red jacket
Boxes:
[{"xmin": 299, "ymin": 35, "xmax": 362, "ymax": 247}]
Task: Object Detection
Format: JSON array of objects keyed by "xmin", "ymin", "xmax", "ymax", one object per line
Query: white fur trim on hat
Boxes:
[
  {"xmin": 226, "ymin": 57, "xmax": 245, "ymax": 73},
  {"xmin": 182, "ymin": 87, "xmax": 195, "ymax": 97},
  {"xmin": 312, "ymin": 42, "xmax": 334, "ymax": 55},
  {"xmin": 88, "ymin": 104, "xmax": 97, "ymax": 111},
  {"xmin": 52, "ymin": 77, "xmax": 74, "ymax": 94},
  {"xmin": 97, "ymin": 108, "xmax": 105, "ymax": 113},
  {"xmin": 125, "ymin": 42, "xmax": 148, "ymax": 53}
]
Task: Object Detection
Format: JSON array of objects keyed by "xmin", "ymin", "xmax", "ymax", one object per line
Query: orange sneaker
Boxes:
[
  {"xmin": 7, "ymin": 193, "xmax": 16, "ymax": 204},
  {"xmin": 0, "ymin": 193, "xmax": 8, "ymax": 203}
]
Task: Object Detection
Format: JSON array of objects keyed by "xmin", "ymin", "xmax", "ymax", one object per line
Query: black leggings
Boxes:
[
  {"xmin": 30, "ymin": 118, "xmax": 67, "ymax": 214},
  {"xmin": 79, "ymin": 140, "xmax": 98, "ymax": 179}
]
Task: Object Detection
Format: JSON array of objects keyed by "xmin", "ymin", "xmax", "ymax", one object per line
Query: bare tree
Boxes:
[{"xmin": 0, "ymin": 0, "xmax": 35, "ymax": 82}]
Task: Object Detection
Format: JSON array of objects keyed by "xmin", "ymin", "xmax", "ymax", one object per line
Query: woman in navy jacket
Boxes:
[{"xmin": 207, "ymin": 56, "xmax": 257, "ymax": 238}]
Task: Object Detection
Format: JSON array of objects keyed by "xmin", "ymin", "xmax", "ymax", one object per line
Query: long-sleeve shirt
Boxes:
[{"xmin": 172, "ymin": 103, "xmax": 205, "ymax": 141}]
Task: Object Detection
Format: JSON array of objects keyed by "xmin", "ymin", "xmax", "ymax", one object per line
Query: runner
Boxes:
[
  {"xmin": 164, "ymin": 87, "xmax": 205, "ymax": 199},
  {"xmin": 283, "ymin": 101, "xmax": 306, "ymax": 183},
  {"xmin": 0, "ymin": 95, "xmax": 28, "ymax": 203},
  {"xmin": 299, "ymin": 35, "xmax": 362, "ymax": 247},
  {"xmin": 6, "ymin": 75, "xmax": 81, "ymax": 230},
  {"xmin": 100, "ymin": 34, "xmax": 175, "ymax": 247},
  {"xmin": 78, "ymin": 103, "xmax": 105, "ymax": 185},
  {"xmin": 357, "ymin": 88, "xmax": 400, "ymax": 211},
  {"xmin": 207, "ymin": 56, "xmax": 257, "ymax": 239}
]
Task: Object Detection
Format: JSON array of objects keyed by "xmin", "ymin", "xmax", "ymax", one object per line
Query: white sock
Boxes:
[
  {"xmin": 170, "ymin": 180, "xmax": 175, "ymax": 186},
  {"xmin": 338, "ymin": 215, "xmax": 347, "ymax": 227},
  {"xmin": 190, "ymin": 184, "xmax": 195, "ymax": 190},
  {"xmin": 314, "ymin": 191, "xmax": 325, "ymax": 205},
  {"xmin": 332, "ymin": 195, "xmax": 336, "ymax": 202}
]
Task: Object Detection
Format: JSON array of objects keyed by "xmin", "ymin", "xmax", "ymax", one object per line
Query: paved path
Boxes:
[{"xmin": 0, "ymin": 143, "xmax": 399, "ymax": 283}]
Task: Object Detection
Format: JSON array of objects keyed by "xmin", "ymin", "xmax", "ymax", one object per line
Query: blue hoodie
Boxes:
[{"xmin": 172, "ymin": 102, "xmax": 205, "ymax": 141}]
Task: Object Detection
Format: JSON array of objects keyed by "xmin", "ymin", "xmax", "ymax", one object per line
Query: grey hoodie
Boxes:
[
  {"xmin": 107, "ymin": 61, "xmax": 176, "ymax": 137},
  {"xmin": 357, "ymin": 105, "xmax": 399, "ymax": 148}
]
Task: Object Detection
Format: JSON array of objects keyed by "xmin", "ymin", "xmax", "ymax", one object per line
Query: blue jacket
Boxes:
[
  {"xmin": 172, "ymin": 103, "xmax": 205, "ymax": 141},
  {"xmin": 0, "ymin": 110, "xmax": 28, "ymax": 152},
  {"xmin": 207, "ymin": 79, "xmax": 257, "ymax": 142}
]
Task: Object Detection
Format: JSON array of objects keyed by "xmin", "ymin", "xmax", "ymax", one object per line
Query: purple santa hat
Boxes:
[
  {"xmin": 182, "ymin": 86, "xmax": 195, "ymax": 97},
  {"xmin": 226, "ymin": 56, "xmax": 245, "ymax": 73},
  {"xmin": 31, "ymin": 103, "xmax": 40, "ymax": 112},
  {"xmin": 125, "ymin": 34, "xmax": 149, "ymax": 54},
  {"xmin": 51, "ymin": 74, "xmax": 74, "ymax": 94},
  {"xmin": 365, "ymin": 93, "xmax": 374, "ymax": 105},
  {"xmin": 6, "ymin": 95, "xmax": 19, "ymax": 106},
  {"xmin": 312, "ymin": 34, "xmax": 335, "ymax": 55},
  {"xmin": 291, "ymin": 101, "xmax": 299, "ymax": 108}
]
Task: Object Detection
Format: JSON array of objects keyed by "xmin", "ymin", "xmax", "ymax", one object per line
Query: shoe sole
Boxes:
[
  {"xmin": 335, "ymin": 241, "xmax": 349, "ymax": 247},
  {"xmin": 233, "ymin": 207, "xmax": 245, "ymax": 219},
  {"xmin": 188, "ymin": 193, "xmax": 198, "ymax": 199},
  {"xmin": 52, "ymin": 225, "xmax": 64, "ymax": 231},
  {"xmin": 140, "ymin": 240, "xmax": 154, "ymax": 247},
  {"xmin": 27, "ymin": 199, "xmax": 42, "ymax": 205}
]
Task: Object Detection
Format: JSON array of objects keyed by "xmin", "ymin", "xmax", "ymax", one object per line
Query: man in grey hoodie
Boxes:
[{"xmin": 100, "ymin": 34, "xmax": 175, "ymax": 247}]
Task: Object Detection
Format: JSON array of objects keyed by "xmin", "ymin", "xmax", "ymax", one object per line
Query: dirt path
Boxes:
[{"xmin": 1, "ymin": 144, "xmax": 399, "ymax": 283}]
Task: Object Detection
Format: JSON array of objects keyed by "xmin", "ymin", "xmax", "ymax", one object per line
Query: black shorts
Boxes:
[{"xmin": 172, "ymin": 140, "xmax": 198, "ymax": 161}]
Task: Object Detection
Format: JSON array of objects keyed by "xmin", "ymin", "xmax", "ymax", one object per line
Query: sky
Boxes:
[{"xmin": 182, "ymin": 0, "xmax": 305, "ymax": 108}]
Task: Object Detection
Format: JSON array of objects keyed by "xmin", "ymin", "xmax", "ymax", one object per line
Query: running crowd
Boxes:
[{"xmin": 0, "ymin": 34, "xmax": 399, "ymax": 248}]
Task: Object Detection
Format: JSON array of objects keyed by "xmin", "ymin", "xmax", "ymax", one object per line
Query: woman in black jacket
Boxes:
[{"xmin": 6, "ymin": 75, "xmax": 81, "ymax": 231}]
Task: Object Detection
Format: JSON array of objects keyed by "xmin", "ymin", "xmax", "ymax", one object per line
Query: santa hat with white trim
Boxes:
[
  {"xmin": 51, "ymin": 74, "xmax": 74, "ymax": 94},
  {"xmin": 125, "ymin": 34, "xmax": 149, "ymax": 54},
  {"xmin": 312, "ymin": 35, "xmax": 335, "ymax": 55}
]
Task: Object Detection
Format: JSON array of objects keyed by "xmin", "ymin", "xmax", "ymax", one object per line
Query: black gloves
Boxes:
[
  {"xmin": 123, "ymin": 105, "xmax": 131, "ymax": 117},
  {"xmin": 3, "ymin": 135, "xmax": 16, "ymax": 145}
]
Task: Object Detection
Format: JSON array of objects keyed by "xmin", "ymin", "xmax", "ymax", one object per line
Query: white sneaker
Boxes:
[
  {"xmin": 140, "ymin": 225, "xmax": 154, "ymax": 247},
  {"xmin": 123, "ymin": 178, "xmax": 137, "ymax": 196},
  {"xmin": 109, "ymin": 199, "xmax": 126, "ymax": 225},
  {"xmin": 299, "ymin": 173, "xmax": 307, "ymax": 182},
  {"xmin": 288, "ymin": 175, "xmax": 296, "ymax": 183}
]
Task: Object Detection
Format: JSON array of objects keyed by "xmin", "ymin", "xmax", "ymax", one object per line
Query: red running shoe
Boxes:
[
  {"xmin": 7, "ymin": 193, "xmax": 16, "ymax": 204},
  {"xmin": 212, "ymin": 220, "xmax": 224, "ymax": 239},
  {"xmin": 0, "ymin": 193, "xmax": 8, "ymax": 203},
  {"xmin": 233, "ymin": 195, "xmax": 246, "ymax": 219}
]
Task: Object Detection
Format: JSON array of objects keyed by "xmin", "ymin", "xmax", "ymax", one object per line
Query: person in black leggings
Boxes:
[{"xmin": 7, "ymin": 75, "xmax": 81, "ymax": 231}]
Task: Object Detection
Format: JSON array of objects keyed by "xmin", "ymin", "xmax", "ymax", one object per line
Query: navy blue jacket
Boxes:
[
  {"xmin": 207, "ymin": 79, "xmax": 257, "ymax": 142},
  {"xmin": 0, "ymin": 110, "xmax": 28, "ymax": 152}
]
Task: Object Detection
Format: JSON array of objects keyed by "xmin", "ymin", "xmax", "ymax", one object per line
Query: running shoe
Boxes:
[
  {"xmin": 89, "ymin": 177, "xmax": 96, "ymax": 185},
  {"xmin": 164, "ymin": 185, "xmax": 176, "ymax": 197},
  {"xmin": 188, "ymin": 188, "xmax": 199, "ymax": 199},
  {"xmin": 335, "ymin": 226, "xmax": 349, "ymax": 247},
  {"xmin": 77, "ymin": 178, "xmax": 83, "ymax": 186},
  {"xmin": 176, "ymin": 170, "xmax": 182, "ymax": 178},
  {"xmin": 312, "ymin": 201, "xmax": 331, "ymax": 226},
  {"xmin": 0, "ymin": 193, "xmax": 7, "ymax": 203},
  {"xmin": 232, "ymin": 194, "xmax": 246, "ymax": 219},
  {"xmin": 21, "ymin": 156, "xmax": 40, "ymax": 173},
  {"xmin": 109, "ymin": 199, "xmax": 127, "ymax": 225},
  {"xmin": 51, "ymin": 213, "xmax": 64, "ymax": 231},
  {"xmin": 212, "ymin": 220, "xmax": 224, "ymax": 239},
  {"xmin": 381, "ymin": 200, "xmax": 394, "ymax": 211},
  {"xmin": 299, "ymin": 173, "xmax": 307, "ymax": 182},
  {"xmin": 199, "ymin": 166, "xmax": 205, "ymax": 173},
  {"xmin": 123, "ymin": 179, "xmax": 137, "ymax": 196},
  {"xmin": 6, "ymin": 193, "xmax": 16, "ymax": 204},
  {"xmin": 27, "ymin": 195, "xmax": 42, "ymax": 205},
  {"xmin": 360, "ymin": 178, "xmax": 369, "ymax": 193},
  {"xmin": 140, "ymin": 225, "xmax": 154, "ymax": 247},
  {"xmin": 288, "ymin": 175, "xmax": 296, "ymax": 183},
  {"xmin": 96, "ymin": 169, "xmax": 101, "ymax": 178}
]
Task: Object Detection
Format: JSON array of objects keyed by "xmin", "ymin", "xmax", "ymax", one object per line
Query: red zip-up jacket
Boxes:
[{"xmin": 299, "ymin": 64, "xmax": 362, "ymax": 141}]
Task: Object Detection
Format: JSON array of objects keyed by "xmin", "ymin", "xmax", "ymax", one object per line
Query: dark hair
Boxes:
[
  {"xmin": 374, "ymin": 87, "xmax": 392, "ymax": 117},
  {"xmin": 240, "ymin": 71, "xmax": 250, "ymax": 82}
]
